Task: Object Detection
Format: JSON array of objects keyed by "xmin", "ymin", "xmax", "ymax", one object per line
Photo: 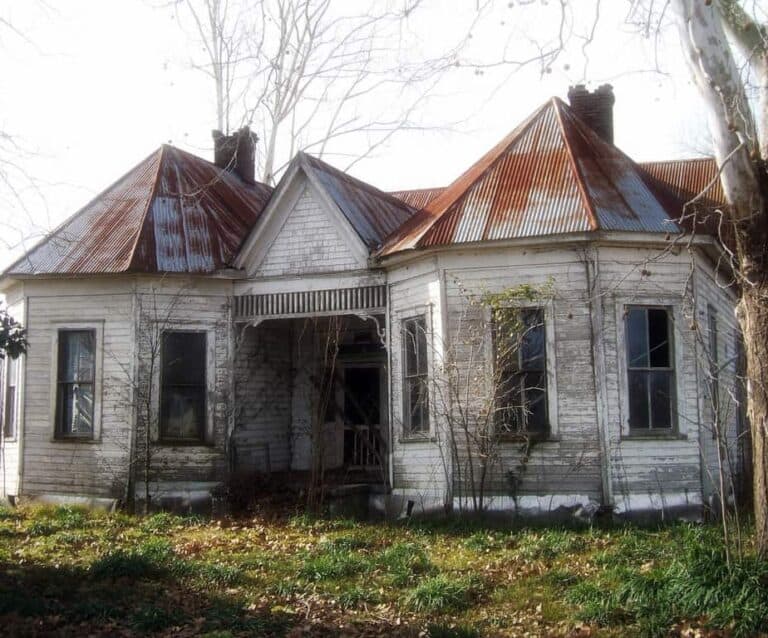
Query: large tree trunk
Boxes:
[
  {"xmin": 674, "ymin": 0, "xmax": 768, "ymax": 555},
  {"xmin": 739, "ymin": 217, "xmax": 768, "ymax": 553}
]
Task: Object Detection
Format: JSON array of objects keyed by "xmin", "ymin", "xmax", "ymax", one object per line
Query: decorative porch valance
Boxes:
[{"xmin": 234, "ymin": 285, "xmax": 386, "ymax": 320}]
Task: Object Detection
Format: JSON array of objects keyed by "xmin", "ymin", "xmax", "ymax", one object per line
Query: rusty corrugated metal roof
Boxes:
[
  {"xmin": 5, "ymin": 145, "xmax": 272, "ymax": 276},
  {"xmin": 639, "ymin": 157, "xmax": 725, "ymax": 206},
  {"xmin": 301, "ymin": 153, "xmax": 419, "ymax": 248},
  {"xmin": 389, "ymin": 187, "xmax": 445, "ymax": 210},
  {"xmin": 380, "ymin": 98, "xmax": 683, "ymax": 256}
]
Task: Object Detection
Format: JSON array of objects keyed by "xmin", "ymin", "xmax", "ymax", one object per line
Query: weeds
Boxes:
[{"xmin": 405, "ymin": 574, "xmax": 481, "ymax": 612}]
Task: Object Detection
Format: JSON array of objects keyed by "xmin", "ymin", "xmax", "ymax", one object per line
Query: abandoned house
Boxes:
[{"xmin": 0, "ymin": 86, "xmax": 747, "ymax": 518}]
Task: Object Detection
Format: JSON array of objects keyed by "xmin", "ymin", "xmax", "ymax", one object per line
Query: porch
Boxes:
[{"xmin": 231, "ymin": 285, "xmax": 389, "ymax": 491}]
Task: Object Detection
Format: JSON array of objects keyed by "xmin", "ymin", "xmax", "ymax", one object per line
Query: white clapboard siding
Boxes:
[{"xmin": 256, "ymin": 186, "xmax": 360, "ymax": 277}]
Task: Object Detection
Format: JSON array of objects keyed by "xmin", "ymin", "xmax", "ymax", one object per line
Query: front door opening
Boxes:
[{"xmin": 343, "ymin": 366, "xmax": 382, "ymax": 469}]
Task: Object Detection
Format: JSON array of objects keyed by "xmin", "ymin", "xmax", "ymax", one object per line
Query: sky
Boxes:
[{"xmin": 0, "ymin": 0, "xmax": 711, "ymax": 270}]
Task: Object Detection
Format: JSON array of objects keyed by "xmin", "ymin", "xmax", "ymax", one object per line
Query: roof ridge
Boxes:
[
  {"xmin": 301, "ymin": 152, "xmax": 418, "ymax": 214},
  {"xmin": 1, "ymin": 147, "xmax": 165, "ymax": 278},
  {"xmin": 640, "ymin": 156, "xmax": 715, "ymax": 166},
  {"xmin": 395, "ymin": 99, "xmax": 555, "ymax": 251},
  {"xmin": 125, "ymin": 146, "xmax": 167, "ymax": 272},
  {"xmin": 553, "ymin": 98, "xmax": 600, "ymax": 232}
]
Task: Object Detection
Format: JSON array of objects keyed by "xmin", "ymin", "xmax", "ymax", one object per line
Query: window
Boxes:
[
  {"xmin": 402, "ymin": 316, "xmax": 429, "ymax": 434},
  {"xmin": 625, "ymin": 306, "xmax": 675, "ymax": 430},
  {"xmin": 3, "ymin": 355, "xmax": 19, "ymax": 439},
  {"xmin": 160, "ymin": 331, "xmax": 207, "ymax": 442},
  {"xmin": 55, "ymin": 330, "xmax": 96, "ymax": 438},
  {"xmin": 493, "ymin": 307, "xmax": 548, "ymax": 434},
  {"xmin": 707, "ymin": 305, "xmax": 719, "ymax": 418}
]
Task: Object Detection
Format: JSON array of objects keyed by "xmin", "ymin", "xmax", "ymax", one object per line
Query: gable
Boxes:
[{"xmin": 252, "ymin": 180, "xmax": 364, "ymax": 277}]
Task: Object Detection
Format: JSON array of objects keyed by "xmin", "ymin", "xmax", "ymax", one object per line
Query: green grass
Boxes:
[{"xmin": 0, "ymin": 504, "xmax": 766, "ymax": 637}]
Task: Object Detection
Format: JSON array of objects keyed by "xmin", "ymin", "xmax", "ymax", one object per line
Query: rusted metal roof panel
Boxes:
[
  {"xmin": 5, "ymin": 146, "xmax": 272, "ymax": 276},
  {"xmin": 380, "ymin": 98, "xmax": 682, "ymax": 256},
  {"xmin": 639, "ymin": 157, "xmax": 725, "ymax": 205},
  {"xmin": 302, "ymin": 153, "xmax": 418, "ymax": 248},
  {"xmin": 389, "ymin": 187, "xmax": 445, "ymax": 210}
]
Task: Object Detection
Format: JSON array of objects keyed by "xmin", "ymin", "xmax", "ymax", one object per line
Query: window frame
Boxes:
[
  {"xmin": 2, "ymin": 354, "xmax": 21, "ymax": 441},
  {"xmin": 155, "ymin": 327, "xmax": 216, "ymax": 446},
  {"xmin": 401, "ymin": 314, "xmax": 430, "ymax": 437},
  {"xmin": 486, "ymin": 301, "xmax": 558, "ymax": 440},
  {"xmin": 618, "ymin": 303, "xmax": 683, "ymax": 437},
  {"xmin": 50, "ymin": 322, "xmax": 104, "ymax": 442}
]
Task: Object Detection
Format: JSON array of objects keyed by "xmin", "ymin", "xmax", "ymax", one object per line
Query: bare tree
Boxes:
[{"xmin": 169, "ymin": 0, "xmax": 464, "ymax": 183}]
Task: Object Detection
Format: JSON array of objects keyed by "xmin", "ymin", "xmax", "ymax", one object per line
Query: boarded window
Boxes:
[
  {"xmin": 160, "ymin": 332, "xmax": 207, "ymax": 442},
  {"xmin": 493, "ymin": 307, "xmax": 548, "ymax": 434},
  {"xmin": 402, "ymin": 316, "xmax": 429, "ymax": 434},
  {"xmin": 3, "ymin": 355, "xmax": 19, "ymax": 439},
  {"xmin": 626, "ymin": 307, "xmax": 675, "ymax": 430},
  {"xmin": 55, "ymin": 330, "xmax": 96, "ymax": 438}
]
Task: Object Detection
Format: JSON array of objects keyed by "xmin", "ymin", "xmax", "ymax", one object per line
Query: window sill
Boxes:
[
  {"xmin": 157, "ymin": 440, "xmax": 215, "ymax": 448},
  {"xmin": 497, "ymin": 433, "xmax": 559, "ymax": 444},
  {"xmin": 398, "ymin": 435, "xmax": 437, "ymax": 444},
  {"xmin": 52, "ymin": 436, "xmax": 98, "ymax": 444},
  {"xmin": 621, "ymin": 431, "xmax": 687, "ymax": 441}
]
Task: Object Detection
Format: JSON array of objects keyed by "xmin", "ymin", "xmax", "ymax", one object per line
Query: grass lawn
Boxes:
[{"xmin": 1, "ymin": 504, "xmax": 767, "ymax": 637}]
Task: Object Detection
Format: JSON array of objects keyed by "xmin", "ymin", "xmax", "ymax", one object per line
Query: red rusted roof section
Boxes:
[
  {"xmin": 301, "ymin": 153, "xmax": 419, "ymax": 248},
  {"xmin": 5, "ymin": 146, "xmax": 272, "ymax": 276},
  {"xmin": 639, "ymin": 157, "xmax": 725, "ymax": 206},
  {"xmin": 380, "ymin": 98, "xmax": 683, "ymax": 256},
  {"xmin": 389, "ymin": 187, "xmax": 446, "ymax": 210}
]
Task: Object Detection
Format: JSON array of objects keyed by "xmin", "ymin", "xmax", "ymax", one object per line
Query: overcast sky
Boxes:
[{"xmin": 0, "ymin": 0, "xmax": 711, "ymax": 270}]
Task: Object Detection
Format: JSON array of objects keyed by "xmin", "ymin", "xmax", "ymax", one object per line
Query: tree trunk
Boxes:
[{"xmin": 738, "ymin": 214, "xmax": 768, "ymax": 554}]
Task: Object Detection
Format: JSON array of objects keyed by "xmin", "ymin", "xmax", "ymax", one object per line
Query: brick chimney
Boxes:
[
  {"xmin": 212, "ymin": 127, "xmax": 257, "ymax": 184},
  {"xmin": 567, "ymin": 84, "xmax": 615, "ymax": 145}
]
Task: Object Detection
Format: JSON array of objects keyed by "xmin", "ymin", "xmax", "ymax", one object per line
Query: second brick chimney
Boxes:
[
  {"xmin": 212, "ymin": 127, "xmax": 258, "ymax": 184},
  {"xmin": 567, "ymin": 84, "xmax": 615, "ymax": 145}
]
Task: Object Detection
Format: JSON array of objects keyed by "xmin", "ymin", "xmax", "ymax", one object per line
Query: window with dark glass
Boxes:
[
  {"xmin": 3, "ymin": 355, "xmax": 19, "ymax": 439},
  {"xmin": 160, "ymin": 331, "xmax": 207, "ymax": 442},
  {"xmin": 55, "ymin": 330, "xmax": 96, "ymax": 438},
  {"xmin": 402, "ymin": 316, "xmax": 429, "ymax": 434},
  {"xmin": 626, "ymin": 307, "xmax": 675, "ymax": 430},
  {"xmin": 493, "ymin": 307, "xmax": 548, "ymax": 434}
]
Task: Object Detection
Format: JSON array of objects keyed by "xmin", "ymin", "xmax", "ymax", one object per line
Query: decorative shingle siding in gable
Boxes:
[{"xmin": 256, "ymin": 186, "xmax": 360, "ymax": 277}]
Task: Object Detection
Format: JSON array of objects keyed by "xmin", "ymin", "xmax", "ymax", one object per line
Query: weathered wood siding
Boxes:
[
  {"xmin": 232, "ymin": 320, "xmax": 293, "ymax": 473},
  {"xmin": 693, "ymin": 257, "xmax": 743, "ymax": 504},
  {"xmin": 20, "ymin": 279, "xmax": 135, "ymax": 499},
  {"xmin": 598, "ymin": 245, "xmax": 705, "ymax": 513},
  {"xmin": 132, "ymin": 279, "xmax": 232, "ymax": 495},
  {"xmin": 388, "ymin": 258, "xmax": 449, "ymax": 509},
  {"xmin": 17, "ymin": 277, "xmax": 233, "ymax": 501},
  {"xmin": 255, "ymin": 185, "xmax": 361, "ymax": 277},
  {"xmin": 439, "ymin": 247, "xmax": 603, "ymax": 507}
]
